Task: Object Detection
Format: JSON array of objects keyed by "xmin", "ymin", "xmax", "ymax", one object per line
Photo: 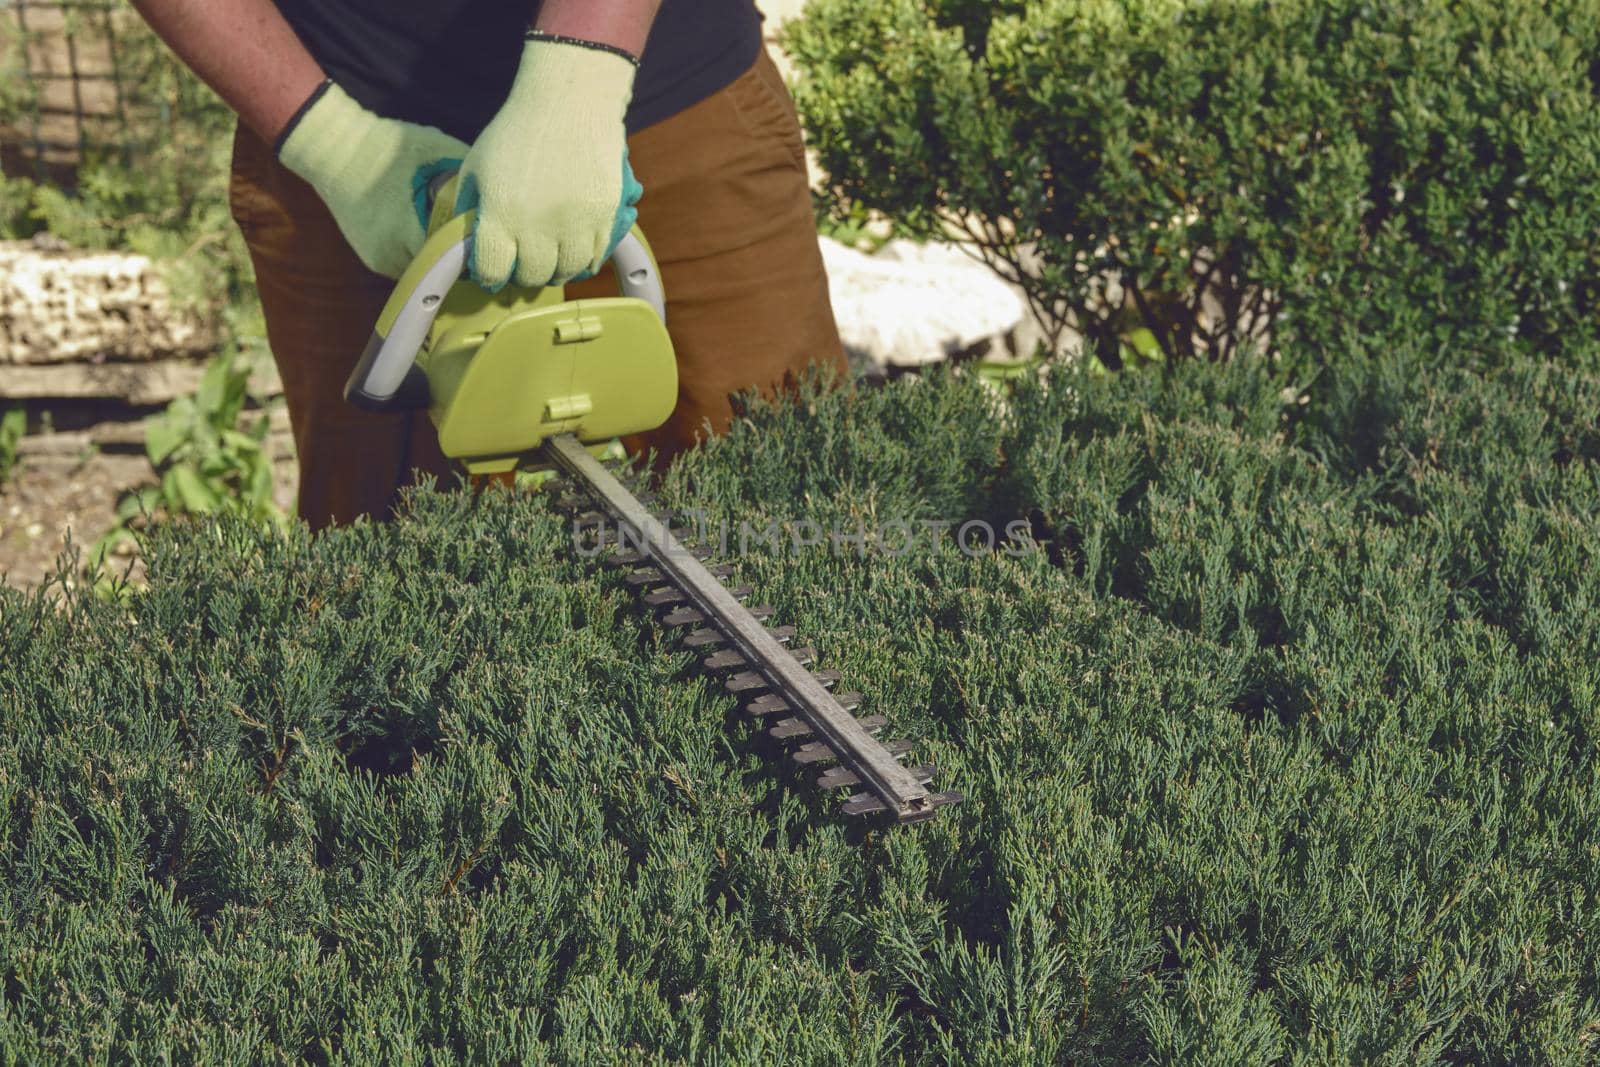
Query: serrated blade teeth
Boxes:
[
  {"xmin": 819, "ymin": 763, "xmax": 935, "ymax": 792},
  {"xmin": 769, "ymin": 712, "xmax": 884, "ymax": 742},
  {"xmin": 683, "ymin": 627, "xmax": 726, "ymax": 648},
  {"xmin": 737, "ymin": 668, "xmax": 837, "ymax": 695},
  {"xmin": 667, "ymin": 585, "xmax": 749, "ymax": 604},
  {"xmin": 647, "ymin": 585, "xmax": 749, "ymax": 608},
  {"xmin": 909, "ymin": 792, "xmax": 966, "ymax": 821},
  {"xmin": 663, "ymin": 607, "xmax": 704, "ymax": 627},
  {"xmin": 724, "ymin": 671, "xmax": 769, "ymax": 694},
  {"xmin": 746, "ymin": 690, "xmax": 860, "ymax": 718},
  {"xmin": 582, "ymin": 524, "xmax": 630, "ymax": 550},
  {"xmin": 694, "ymin": 623, "xmax": 792, "ymax": 652},
  {"xmin": 668, "ymin": 604, "xmax": 769, "ymax": 628},
  {"xmin": 745, "ymin": 693, "xmax": 790, "ymax": 717},
  {"xmin": 629, "ymin": 565, "xmax": 732, "ymax": 588},
  {"xmin": 792, "ymin": 737, "xmax": 912, "ymax": 767},
  {"xmin": 719, "ymin": 645, "xmax": 814, "ymax": 674},
  {"xmin": 791, "ymin": 742, "xmax": 834, "ymax": 764},
  {"xmin": 545, "ymin": 434, "xmax": 960, "ymax": 826},
  {"xmin": 623, "ymin": 544, "xmax": 711, "ymax": 567},
  {"xmin": 702, "ymin": 648, "xmax": 747, "ymax": 672},
  {"xmin": 841, "ymin": 792, "xmax": 888, "ymax": 816},
  {"xmin": 845, "ymin": 788, "xmax": 963, "ymax": 822}
]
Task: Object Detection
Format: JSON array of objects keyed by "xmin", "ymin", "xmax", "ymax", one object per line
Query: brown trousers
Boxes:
[{"xmin": 229, "ymin": 48, "xmax": 845, "ymax": 530}]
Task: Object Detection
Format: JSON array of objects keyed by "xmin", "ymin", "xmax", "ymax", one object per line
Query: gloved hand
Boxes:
[
  {"xmin": 453, "ymin": 32, "xmax": 644, "ymax": 292},
  {"xmin": 275, "ymin": 81, "xmax": 469, "ymax": 278}
]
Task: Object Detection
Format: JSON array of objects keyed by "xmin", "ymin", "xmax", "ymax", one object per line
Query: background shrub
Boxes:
[{"xmin": 787, "ymin": 0, "xmax": 1600, "ymax": 368}]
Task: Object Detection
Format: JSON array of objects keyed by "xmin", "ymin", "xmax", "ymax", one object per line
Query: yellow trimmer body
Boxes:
[{"xmin": 344, "ymin": 178, "xmax": 677, "ymax": 475}]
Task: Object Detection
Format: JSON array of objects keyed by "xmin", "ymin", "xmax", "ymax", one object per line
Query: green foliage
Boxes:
[
  {"xmin": 0, "ymin": 407, "xmax": 23, "ymax": 484},
  {"xmin": 137, "ymin": 347, "xmax": 280, "ymax": 522},
  {"xmin": 813, "ymin": 194, "xmax": 904, "ymax": 254},
  {"xmin": 5, "ymin": 334, "xmax": 1600, "ymax": 1058},
  {"xmin": 991, "ymin": 344, "xmax": 1600, "ymax": 1060},
  {"xmin": 0, "ymin": 11, "xmax": 33, "ymax": 131},
  {"xmin": 90, "ymin": 346, "xmax": 284, "ymax": 577},
  {"xmin": 0, "ymin": 7, "xmax": 253, "ymax": 313},
  {"xmin": 7, "ymin": 5, "xmax": 1600, "ymax": 1054},
  {"xmin": 662, "ymin": 369, "xmax": 1009, "ymax": 531},
  {"xmin": 0, "ymin": 170, "xmax": 34, "ymax": 235},
  {"xmin": 786, "ymin": 0, "xmax": 1600, "ymax": 368}
]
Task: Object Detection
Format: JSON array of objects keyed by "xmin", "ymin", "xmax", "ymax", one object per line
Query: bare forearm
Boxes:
[
  {"xmin": 130, "ymin": 0, "xmax": 324, "ymax": 143},
  {"xmin": 533, "ymin": 0, "xmax": 664, "ymax": 58}
]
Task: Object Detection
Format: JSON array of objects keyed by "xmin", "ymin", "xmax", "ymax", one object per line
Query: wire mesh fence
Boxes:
[
  {"xmin": 0, "ymin": 0, "xmax": 245, "ymax": 319},
  {"xmin": 0, "ymin": 0, "xmax": 174, "ymax": 182}
]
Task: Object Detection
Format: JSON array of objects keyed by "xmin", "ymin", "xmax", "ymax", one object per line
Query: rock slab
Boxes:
[
  {"xmin": 819, "ymin": 237, "xmax": 1027, "ymax": 370},
  {"xmin": 0, "ymin": 239, "xmax": 217, "ymax": 365}
]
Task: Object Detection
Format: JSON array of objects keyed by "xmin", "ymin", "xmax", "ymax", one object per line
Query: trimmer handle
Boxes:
[{"xmin": 343, "ymin": 177, "xmax": 667, "ymax": 413}]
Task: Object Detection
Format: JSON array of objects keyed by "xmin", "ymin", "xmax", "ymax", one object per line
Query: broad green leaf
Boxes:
[
  {"xmin": 144, "ymin": 413, "xmax": 186, "ymax": 466},
  {"xmin": 166, "ymin": 463, "xmax": 221, "ymax": 514}
]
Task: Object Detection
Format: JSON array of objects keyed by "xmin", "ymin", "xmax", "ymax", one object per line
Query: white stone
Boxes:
[
  {"xmin": 755, "ymin": 0, "xmax": 810, "ymax": 30},
  {"xmin": 0, "ymin": 240, "xmax": 217, "ymax": 364},
  {"xmin": 818, "ymin": 237, "xmax": 1027, "ymax": 370}
]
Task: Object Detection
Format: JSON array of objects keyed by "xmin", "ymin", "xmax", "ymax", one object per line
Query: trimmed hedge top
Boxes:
[{"xmin": 5, "ymin": 344, "xmax": 1600, "ymax": 1060}]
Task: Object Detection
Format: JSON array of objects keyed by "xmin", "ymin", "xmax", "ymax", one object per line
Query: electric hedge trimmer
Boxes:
[{"xmin": 344, "ymin": 177, "xmax": 961, "ymax": 825}]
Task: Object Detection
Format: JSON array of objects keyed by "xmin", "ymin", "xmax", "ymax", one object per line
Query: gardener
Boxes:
[{"xmin": 130, "ymin": 0, "xmax": 846, "ymax": 529}]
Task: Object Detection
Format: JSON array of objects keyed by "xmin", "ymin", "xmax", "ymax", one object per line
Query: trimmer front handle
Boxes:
[
  {"xmin": 344, "ymin": 212, "xmax": 473, "ymax": 412},
  {"xmin": 343, "ymin": 188, "xmax": 667, "ymax": 414}
]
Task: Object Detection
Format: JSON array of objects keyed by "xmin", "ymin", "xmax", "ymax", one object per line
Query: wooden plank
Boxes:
[
  {"xmin": 16, "ymin": 407, "xmax": 291, "ymax": 456},
  {"xmin": 0, "ymin": 360, "xmax": 282, "ymax": 404}
]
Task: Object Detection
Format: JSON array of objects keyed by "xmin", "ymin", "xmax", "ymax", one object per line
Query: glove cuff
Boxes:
[
  {"xmin": 524, "ymin": 29, "xmax": 639, "ymax": 67},
  {"xmin": 514, "ymin": 33, "xmax": 638, "ymax": 119},
  {"xmin": 272, "ymin": 79, "xmax": 335, "ymax": 158},
  {"xmin": 276, "ymin": 80, "xmax": 371, "ymax": 185}
]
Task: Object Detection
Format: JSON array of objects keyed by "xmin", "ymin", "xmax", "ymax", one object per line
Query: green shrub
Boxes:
[
  {"xmin": 0, "ymin": 8, "xmax": 252, "ymax": 313},
  {"xmin": 0, "ymin": 407, "xmax": 23, "ymax": 485},
  {"xmin": 787, "ymin": 0, "xmax": 1600, "ymax": 368},
  {"xmin": 5, "ymin": 343, "xmax": 1600, "ymax": 1059},
  {"xmin": 90, "ymin": 342, "xmax": 287, "ymax": 583}
]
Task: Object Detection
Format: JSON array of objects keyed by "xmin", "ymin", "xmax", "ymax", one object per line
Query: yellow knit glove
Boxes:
[
  {"xmin": 276, "ymin": 82, "xmax": 469, "ymax": 278},
  {"xmin": 454, "ymin": 33, "xmax": 642, "ymax": 292}
]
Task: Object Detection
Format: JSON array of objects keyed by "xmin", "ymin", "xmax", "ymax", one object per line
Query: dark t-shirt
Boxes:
[{"xmin": 272, "ymin": 0, "xmax": 765, "ymax": 140}]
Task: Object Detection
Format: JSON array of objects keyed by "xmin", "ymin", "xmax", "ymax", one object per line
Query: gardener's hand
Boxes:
[
  {"xmin": 453, "ymin": 31, "xmax": 644, "ymax": 293},
  {"xmin": 276, "ymin": 82, "xmax": 469, "ymax": 278}
]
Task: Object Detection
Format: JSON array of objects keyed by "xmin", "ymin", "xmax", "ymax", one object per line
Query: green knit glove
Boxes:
[
  {"xmin": 276, "ymin": 82, "xmax": 469, "ymax": 278},
  {"xmin": 454, "ymin": 33, "xmax": 642, "ymax": 292}
]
